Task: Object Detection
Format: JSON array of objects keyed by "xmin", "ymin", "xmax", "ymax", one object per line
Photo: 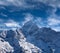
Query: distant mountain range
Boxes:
[{"xmin": 0, "ymin": 21, "xmax": 60, "ymax": 53}]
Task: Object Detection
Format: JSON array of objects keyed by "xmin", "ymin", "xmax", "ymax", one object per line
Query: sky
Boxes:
[{"xmin": 0, "ymin": 0, "xmax": 60, "ymax": 31}]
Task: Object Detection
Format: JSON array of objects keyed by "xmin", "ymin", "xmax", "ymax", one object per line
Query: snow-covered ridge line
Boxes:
[{"xmin": 0, "ymin": 21, "xmax": 60, "ymax": 53}]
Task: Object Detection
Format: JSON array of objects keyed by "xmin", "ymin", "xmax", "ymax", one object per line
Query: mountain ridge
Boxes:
[{"xmin": 0, "ymin": 21, "xmax": 60, "ymax": 53}]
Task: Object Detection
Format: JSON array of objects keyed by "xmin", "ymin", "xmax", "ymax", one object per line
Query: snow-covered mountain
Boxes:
[{"xmin": 0, "ymin": 21, "xmax": 60, "ymax": 53}]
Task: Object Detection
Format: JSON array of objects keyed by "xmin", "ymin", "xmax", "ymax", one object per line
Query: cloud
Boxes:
[
  {"xmin": 21, "ymin": 13, "xmax": 60, "ymax": 31},
  {"xmin": 0, "ymin": 19, "xmax": 21, "ymax": 30},
  {"xmin": 45, "ymin": 4, "xmax": 60, "ymax": 31},
  {"xmin": 34, "ymin": 0, "xmax": 60, "ymax": 8},
  {"xmin": 1, "ymin": 13, "xmax": 8, "ymax": 17},
  {"xmin": 0, "ymin": 0, "xmax": 25, "ymax": 6},
  {"xmin": 34, "ymin": 18, "xmax": 42, "ymax": 28},
  {"xmin": 48, "ymin": 18, "xmax": 60, "ymax": 26},
  {"xmin": 52, "ymin": 27, "xmax": 60, "ymax": 31},
  {"xmin": 4, "ymin": 19, "xmax": 20, "ymax": 28},
  {"xmin": 0, "ymin": 0, "xmax": 60, "ymax": 9},
  {"xmin": 5, "ymin": 23, "xmax": 19, "ymax": 27},
  {"xmin": 0, "ymin": 0, "xmax": 60, "ymax": 31},
  {"xmin": 47, "ymin": 15, "xmax": 60, "ymax": 31},
  {"xmin": 33, "ymin": 16, "xmax": 60, "ymax": 31},
  {"xmin": 22, "ymin": 13, "xmax": 34, "ymax": 25}
]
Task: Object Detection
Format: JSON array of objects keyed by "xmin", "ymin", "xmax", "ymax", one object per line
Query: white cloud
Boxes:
[
  {"xmin": 4, "ymin": 19, "xmax": 20, "ymax": 28},
  {"xmin": 5, "ymin": 23, "xmax": 19, "ymax": 27},
  {"xmin": 34, "ymin": 0, "xmax": 60, "ymax": 8},
  {"xmin": 52, "ymin": 27, "xmax": 60, "ymax": 31},
  {"xmin": 0, "ymin": 0, "xmax": 26, "ymax": 6},
  {"xmin": 48, "ymin": 18, "xmax": 60, "ymax": 26},
  {"xmin": 0, "ymin": 0, "xmax": 60, "ymax": 9},
  {"xmin": 34, "ymin": 18, "xmax": 42, "ymax": 28},
  {"xmin": 22, "ymin": 13, "xmax": 34, "ymax": 25},
  {"xmin": 47, "ymin": 15, "xmax": 60, "ymax": 31},
  {"xmin": 0, "ymin": 0, "xmax": 60, "ymax": 31}
]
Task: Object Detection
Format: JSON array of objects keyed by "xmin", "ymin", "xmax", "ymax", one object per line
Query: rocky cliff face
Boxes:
[
  {"xmin": 21, "ymin": 21, "xmax": 60, "ymax": 53},
  {"xmin": 0, "ymin": 21, "xmax": 60, "ymax": 53}
]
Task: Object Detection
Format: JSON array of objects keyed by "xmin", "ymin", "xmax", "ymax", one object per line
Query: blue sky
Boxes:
[{"xmin": 0, "ymin": 0, "xmax": 60, "ymax": 31}]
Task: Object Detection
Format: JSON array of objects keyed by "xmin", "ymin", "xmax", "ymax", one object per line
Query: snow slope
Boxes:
[{"xmin": 0, "ymin": 21, "xmax": 60, "ymax": 53}]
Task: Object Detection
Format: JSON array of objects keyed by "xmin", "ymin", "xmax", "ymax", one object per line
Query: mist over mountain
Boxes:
[
  {"xmin": 0, "ymin": 0, "xmax": 60, "ymax": 53},
  {"xmin": 0, "ymin": 21, "xmax": 60, "ymax": 53}
]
